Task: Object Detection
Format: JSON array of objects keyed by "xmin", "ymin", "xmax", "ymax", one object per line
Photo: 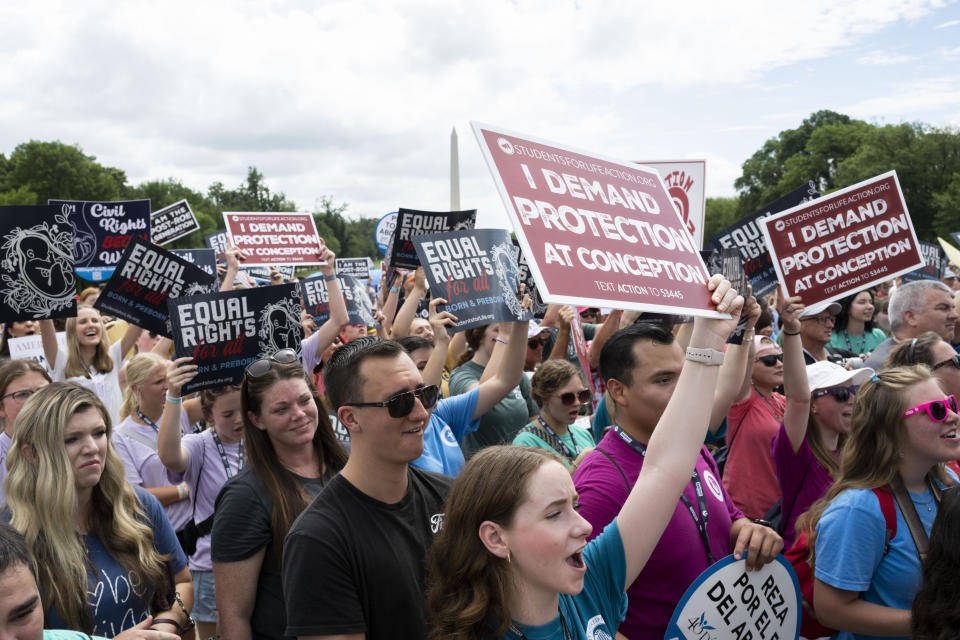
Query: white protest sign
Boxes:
[
  {"xmin": 634, "ymin": 160, "xmax": 706, "ymax": 249},
  {"xmin": 665, "ymin": 554, "xmax": 801, "ymax": 640},
  {"xmin": 7, "ymin": 332, "xmax": 67, "ymax": 371}
]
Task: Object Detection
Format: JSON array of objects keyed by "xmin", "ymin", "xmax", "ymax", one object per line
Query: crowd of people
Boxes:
[{"xmin": 0, "ymin": 241, "xmax": 958, "ymax": 640}]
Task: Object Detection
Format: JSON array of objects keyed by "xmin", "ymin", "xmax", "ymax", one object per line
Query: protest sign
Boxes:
[
  {"xmin": 7, "ymin": 332, "xmax": 66, "ymax": 370},
  {"xmin": 388, "ymin": 208, "xmax": 477, "ymax": 270},
  {"xmin": 171, "ymin": 248, "xmax": 218, "ymax": 278},
  {"xmin": 413, "ymin": 228, "xmax": 530, "ymax": 333},
  {"xmin": 511, "ymin": 238, "xmax": 548, "ymax": 318},
  {"xmin": 665, "ymin": 554, "xmax": 800, "ymax": 640},
  {"xmin": 472, "ymin": 122, "xmax": 723, "ymax": 318},
  {"xmin": 901, "ymin": 240, "xmax": 946, "ymax": 282},
  {"xmin": 223, "ymin": 211, "xmax": 325, "ymax": 267},
  {"xmin": 569, "ymin": 311, "xmax": 591, "ymax": 377},
  {"xmin": 300, "ymin": 274, "xmax": 379, "ymax": 328},
  {"xmin": 0, "ymin": 205, "xmax": 77, "ymax": 322},
  {"xmin": 951, "ymin": 232, "xmax": 960, "ymax": 249},
  {"xmin": 760, "ymin": 171, "xmax": 923, "ymax": 307},
  {"xmin": 711, "ymin": 182, "xmax": 821, "ymax": 298},
  {"xmin": 204, "ymin": 230, "xmax": 295, "ymax": 281},
  {"xmin": 151, "ymin": 199, "xmax": 200, "ymax": 246},
  {"xmin": 938, "ymin": 237, "xmax": 960, "ymax": 269},
  {"xmin": 335, "ymin": 257, "xmax": 373, "ymax": 279},
  {"xmin": 375, "ymin": 211, "xmax": 398, "ymax": 255},
  {"xmin": 95, "ymin": 239, "xmax": 218, "ymax": 337},
  {"xmin": 50, "ymin": 198, "xmax": 151, "ymax": 281},
  {"xmin": 167, "ymin": 283, "xmax": 302, "ymax": 393},
  {"xmin": 634, "ymin": 159, "xmax": 706, "ymax": 249}
]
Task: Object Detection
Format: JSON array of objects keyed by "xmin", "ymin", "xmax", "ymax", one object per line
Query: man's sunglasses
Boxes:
[
  {"xmin": 245, "ymin": 348, "xmax": 300, "ymax": 378},
  {"xmin": 812, "ymin": 385, "xmax": 858, "ymax": 403},
  {"xmin": 755, "ymin": 354, "xmax": 783, "ymax": 367},
  {"xmin": 528, "ymin": 338, "xmax": 547, "ymax": 349},
  {"xmin": 933, "ymin": 355, "xmax": 960, "ymax": 371},
  {"xmin": 904, "ymin": 395, "xmax": 959, "ymax": 422},
  {"xmin": 557, "ymin": 389, "xmax": 592, "ymax": 406},
  {"xmin": 345, "ymin": 384, "xmax": 440, "ymax": 418}
]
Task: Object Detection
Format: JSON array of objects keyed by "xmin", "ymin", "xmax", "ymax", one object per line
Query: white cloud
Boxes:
[
  {"xmin": 856, "ymin": 50, "xmax": 918, "ymax": 64},
  {"xmin": 843, "ymin": 76, "xmax": 960, "ymax": 118},
  {"xmin": 934, "ymin": 18, "xmax": 960, "ymax": 27}
]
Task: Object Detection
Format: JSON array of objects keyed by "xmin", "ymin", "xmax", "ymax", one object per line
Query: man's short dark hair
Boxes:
[
  {"xmin": 599, "ymin": 323, "xmax": 675, "ymax": 387},
  {"xmin": 324, "ymin": 337, "xmax": 406, "ymax": 410},
  {"xmin": 0, "ymin": 522, "xmax": 36, "ymax": 583},
  {"xmin": 396, "ymin": 335, "xmax": 434, "ymax": 354}
]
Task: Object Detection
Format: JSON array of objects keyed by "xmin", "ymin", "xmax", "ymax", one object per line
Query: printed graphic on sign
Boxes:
[
  {"xmin": 151, "ymin": 199, "xmax": 200, "ymax": 246},
  {"xmin": 300, "ymin": 273, "xmax": 380, "ymax": 328},
  {"xmin": 171, "ymin": 249, "xmax": 217, "ymax": 277},
  {"xmin": 0, "ymin": 205, "xmax": 77, "ymax": 322},
  {"xmin": 95, "ymin": 238, "xmax": 219, "ymax": 338},
  {"xmin": 167, "ymin": 283, "xmax": 302, "ymax": 393},
  {"xmin": 223, "ymin": 212, "xmax": 325, "ymax": 267},
  {"xmin": 634, "ymin": 160, "xmax": 706, "ymax": 249},
  {"xmin": 375, "ymin": 211, "xmax": 398, "ymax": 255},
  {"xmin": 413, "ymin": 228, "xmax": 531, "ymax": 333},
  {"xmin": 472, "ymin": 122, "xmax": 724, "ymax": 318},
  {"xmin": 711, "ymin": 182, "xmax": 820, "ymax": 298},
  {"xmin": 511, "ymin": 238, "xmax": 548, "ymax": 318},
  {"xmin": 335, "ymin": 257, "xmax": 374, "ymax": 279},
  {"xmin": 388, "ymin": 208, "xmax": 477, "ymax": 270},
  {"xmin": 760, "ymin": 171, "xmax": 923, "ymax": 307},
  {"xmin": 665, "ymin": 554, "xmax": 801, "ymax": 640},
  {"xmin": 50, "ymin": 199, "xmax": 151, "ymax": 281},
  {"xmin": 901, "ymin": 240, "xmax": 946, "ymax": 282},
  {"xmin": 204, "ymin": 230, "xmax": 296, "ymax": 281}
]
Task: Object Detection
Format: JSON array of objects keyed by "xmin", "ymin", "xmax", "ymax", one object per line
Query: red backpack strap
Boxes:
[{"xmin": 872, "ymin": 486, "xmax": 897, "ymax": 554}]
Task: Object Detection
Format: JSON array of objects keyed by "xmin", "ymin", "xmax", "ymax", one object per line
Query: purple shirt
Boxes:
[
  {"xmin": 573, "ymin": 429, "xmax": 743, "ymax": 640},
  {"xmin": 112, "ymin": 416, "xmax": 192, "ymax": 530},
  {"xmin": 0, "ymin": 431, "xmax": 10, "ymax": 508},
  {"xmin": 771, "ymin": 422, "xmax": 834, "ymax": 549},
  {"xmin": 169, "ymin": 430, "xmax": 243, "ymax": 571}
]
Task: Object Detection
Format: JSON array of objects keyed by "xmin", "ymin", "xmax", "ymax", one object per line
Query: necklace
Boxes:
[
  {"xmin": 753, "ymin": 387, "xmax": 783, "ymax": 422},
  {"xmin": 509, "ymin": 610, "xmax": 572, "ymax": 640}
]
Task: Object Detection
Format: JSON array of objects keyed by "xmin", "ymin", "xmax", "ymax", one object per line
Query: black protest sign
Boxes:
[
  {"xmin": 95, "ymin": 238, "xmax": 218, "ymax": 337},
  {"xmin": 389, "ymin": 208, "xmax": 477, "ymax": 270},
  {"xmin": 0, "ymin": 205, "xmax": 77, "ymax": 322},
  {"xmin": 171, "ymin": 249, "xmax": 217, "ymax": 278},
  {"xmin": 710, "ymin": 182, "xmax": 820, "ymax": 297},
  {"xmin": 902, "ymin": 240, "xmax": 946, "ymax": 282},
  {"xmin": 49, "ymin": 198, "xmax": 151, "ymax": 282},
  {"xmin": 334, "ymin": 257, "xmax": 373, "ymax": 279},
  {"xmin": 204, "ymin": 230, "xmax": 295, "ymax": 282},
  {"xmin": 414, "ymin": 228, "xmax": 530, "ymax": 334},
  {"xmin": 167, "ymin": 283, "xmax": 302, "ymax": 393},
  {"xmin": 951, "ymin": 232, "xmax": 960, "ymax": 249},
  {"xmin": 151, "ymin": 199, "xmax": 200, "ymax": 245},
  {"xmin": 300, "ymin": 274, "xmax": 380, "ymax": 328},
  {"xmin": 511, "ymin": 237, "xmax": 548, "ymax": 318}
]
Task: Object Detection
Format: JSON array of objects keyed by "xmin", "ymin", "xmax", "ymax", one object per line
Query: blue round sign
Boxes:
[{"xmin": 375, "ymin": 211, "xmax": 398, "ymax": 255}]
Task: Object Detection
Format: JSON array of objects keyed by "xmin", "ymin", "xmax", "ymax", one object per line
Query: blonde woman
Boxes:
[{"xmin": 4, "ymin": 383, "xmax": 192, "ymax": 637}]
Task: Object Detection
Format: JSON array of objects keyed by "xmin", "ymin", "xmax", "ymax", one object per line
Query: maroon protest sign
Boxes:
[
  {"xmin": 223, "ymin": 211, "xmax": 325, "ymax": 267},
  {"xmin": 759, "ymin": 171, "xmax": 923, "ymax": 307},
  {"xmin": 472, "ymin": 122, "xmax": 724, "ymax": 318}
]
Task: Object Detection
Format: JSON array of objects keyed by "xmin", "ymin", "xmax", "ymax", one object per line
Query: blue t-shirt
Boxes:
[
  {"xmin": 505, "ymin": 519, "xmax": 627, "ymax": 640},
  {"xmin": 410, "ymin": 388, "xmax": 479, "ymax": 477},
  {"xmin": 814, "ymin": 476, "xmax": 954, "ymax": 640},
  {"xmin": 46, "ymin": 486, "xmax": 189, "ymax": 637}
]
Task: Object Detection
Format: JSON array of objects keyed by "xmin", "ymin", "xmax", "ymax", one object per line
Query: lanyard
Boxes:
[
  {"xmin": 211, "ymin": 431, "xmax": 243, "ymax": 478},
  {"xmin": 509, "ymin": 610, "xmax": 571, "ymax": 640},
  {"xmin": 537, "ymin": 416, "xmax": 579, "ymax": 460},
  {"xmin": 842, "ymin": 331, "xmax": 866, "ymax": 355},
  {"xmin": 136, "ymin": 410, "xmax": 159, "ymax": 433},
  {"xmin": 612, "ymin": 425, "xmax": 715, "ymax": 564}
]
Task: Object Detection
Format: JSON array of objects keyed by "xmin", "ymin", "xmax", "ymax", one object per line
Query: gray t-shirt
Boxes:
[{"xmin": 863, "ymin": 337, "xmax": 897, "ymax": 371}]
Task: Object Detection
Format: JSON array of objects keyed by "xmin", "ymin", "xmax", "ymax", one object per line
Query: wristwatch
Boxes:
[
  {"xmin": 685, "ymin": 347, "xmax": 724, "ymax": 366},
  {"xmin": 751, "ymin": 518, "xmax": 776, "ymax": 530}
]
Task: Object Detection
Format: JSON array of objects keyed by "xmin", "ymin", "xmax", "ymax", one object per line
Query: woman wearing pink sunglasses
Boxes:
[{"xmin": 798, "ymin": 366, "xmax": 958, "ymax": 638}]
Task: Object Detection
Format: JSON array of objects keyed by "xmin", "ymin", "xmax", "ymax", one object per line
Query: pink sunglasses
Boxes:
[{"xmin": 903, "ymin": 395, "xmax": 959, "ymax": 422}]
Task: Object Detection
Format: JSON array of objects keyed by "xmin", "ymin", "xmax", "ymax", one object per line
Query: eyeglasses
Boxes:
[
  {"xmin": 932, "ymin": 355, "xmax": 960, "ymax": 371},
  {"xmin": 556, "ymin": 389, "xmax": 592, "ymax": 406},
  {"xmin": 244, "ymin": 349, "xmax": 300, "ymax": 378},
  {"xmin": 527, "ymin": 338, "xmax": 547, "ymax": 349},
  {"xmin": 801, "ymin": 315, "xmax": 836, "ymax": 326},
  {"xmin": 755, "ymin": 354, "xmax": 784, "ymax": 367},
  {"xmin": 904, "ymin": 395, "xmax": 959, "ymax": 421},
  {"xmin": 0, "ymin": 387, "xmax": 44, "ymax": 403},
  {"xmin": 812, "ymin": 385, "xmax": 858, "ymax": 403},
  {"xmin": 344, "ymin": 384, "xmax": 440, "ymax": 418}
]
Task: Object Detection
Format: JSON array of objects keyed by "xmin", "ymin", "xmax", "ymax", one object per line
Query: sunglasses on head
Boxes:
[
  {"xmin": 812, "ymin": 385, "xmax": 858, "ymax": 403},
  {"xmin": 756, "ymin": 353, "xmax": 783, "ymax": 367},
  {"xmin": 244, "ymin": 348, "xmax": 300, "ymax": 378},
  {"xmin": 557, "ymin": 389, "xmax": 591, "ymax": 406},
  {"xmin": 904, "ymin": 395, "xmax": 959, "ymax": 422},
  {"xmin": 933, "ymin": 355, "xmax": 960, "ymax": 371},
  {"xmin": 344, "ymin": 384, "xmax": 440, "ymax": 418}
]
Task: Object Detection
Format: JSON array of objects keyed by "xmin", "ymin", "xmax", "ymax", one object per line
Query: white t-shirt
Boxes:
[{"xmin": 52, "ymin": 341, "xmax": 125, "ymax": 424}]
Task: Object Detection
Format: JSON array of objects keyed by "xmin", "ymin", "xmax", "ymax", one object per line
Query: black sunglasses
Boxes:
[
  {"xmin": 345, "ymin": 384, "xmax": 440, "ymax": 418},
  {"xmin": 528, "ymin": 338, "xmax": 547, "ymax": 349},
  {"xmin": 244, "ymin": 348, "xmax": 300, "ymax": 378},
  {"xmin": 756, "ymin": 353, "xmax": 784, "ymax": 367},
  {"xmin": 557, "ymin": 389, "xmax": 592, "ymax": 406},
  {"xmin": 812, "ymin": 385, "xmax": 858, "ymax": 403},
  {"xmin": 933, "ymin": 355, "xmax": 960, "ymax": 371}
]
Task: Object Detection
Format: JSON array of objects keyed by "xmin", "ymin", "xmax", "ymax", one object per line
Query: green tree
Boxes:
[
  {"xmin": 0, "ymin": 185, "xmax": 39, "ymax": 205},
  {"xmin": 208, "ymin": 167, "xmax": 296, "ymax": 212},
  {"xmin": 125, "ymin": 178, "xmax": 221, "ymax": 249},
  {"xmin": 703, "ymin": 197, "xmax": 740, "ymax": 242},
  {"xmin": 933, "ymin": 173, "xmax": 960, "ymax": 238},
  {"xmin": 2, "ymin": 140, "xmax": 127, "ymax": 203}
]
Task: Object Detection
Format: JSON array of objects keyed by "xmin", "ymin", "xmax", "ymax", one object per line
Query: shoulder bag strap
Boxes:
[
  {"xmin": 871, "ymin": 487, "xmax": 897, "ymax": 554},
  {"xmin": 593, "ymin": 446, "xmax": 630, "ymax": 492},
  {"xmin": 889, "ymin": 475, "xmax": 930, "ymax": 562},
  {"xmin": 117, "ymin": 426, "xmax": 158, "ymax": 452},
  {"xmin": 518, "ymin": 425, "xmax": 571, "ymax": 460}
]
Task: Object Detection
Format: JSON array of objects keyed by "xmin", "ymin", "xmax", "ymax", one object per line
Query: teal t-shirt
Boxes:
[
  {"xmin": 45, "ymin": 632, "xmax": 109, "ymax": 639},
  {"xmin": 828, "ymin": 328, "xmax": 888, "ymax": 356},
  {"xmin": 504, "ymin": 519, "xmax": 628, "ymax": 639},
  {"xmin": 512, "ymin": 423, "xmax": 596, "ymax": 469}
]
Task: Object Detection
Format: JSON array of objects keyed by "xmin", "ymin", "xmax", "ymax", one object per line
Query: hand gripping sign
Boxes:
[
  {"xmin": 759, "ymin": 171, "xmax": 923, "ymax": 307},
  {"xmin": 472, "ymin": 123, "xmax": 725, "ymax": 318}
]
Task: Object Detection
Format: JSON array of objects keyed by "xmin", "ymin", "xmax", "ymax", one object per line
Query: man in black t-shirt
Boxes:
[{"xmin": 282, "ymin": 338, "xmax": 452, "ymax": 640}]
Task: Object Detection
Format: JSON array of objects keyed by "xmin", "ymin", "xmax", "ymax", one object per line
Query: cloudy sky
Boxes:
[{"xmin": 2, "ymin": 0, "xmax": 959, "ymax": 233}]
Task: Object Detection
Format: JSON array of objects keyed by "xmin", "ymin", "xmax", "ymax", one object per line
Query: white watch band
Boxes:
[{"xmin": 685, "ymin": 346, "xmax": 724, "ymax": 366}]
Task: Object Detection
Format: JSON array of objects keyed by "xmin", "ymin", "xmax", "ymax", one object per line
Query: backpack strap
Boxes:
[
  {"xmin": 889, "ymin": 475, "xmax": 933, "ymax": 562},
  {"xmin": 593, "ymin": 447, "xmax": 630, "ymax": 492},
  {"xmin": 117, "ymin": 426, "xmax": 158, "ymax": 451},
  {"xmin": 871, "ymin": 486, "xmax": 897, "ymax": 555}
]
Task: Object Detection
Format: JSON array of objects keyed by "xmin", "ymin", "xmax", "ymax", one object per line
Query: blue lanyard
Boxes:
[{"xmin": 537, "ymin": 416, "xmax": 579, "ymax": 459}]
